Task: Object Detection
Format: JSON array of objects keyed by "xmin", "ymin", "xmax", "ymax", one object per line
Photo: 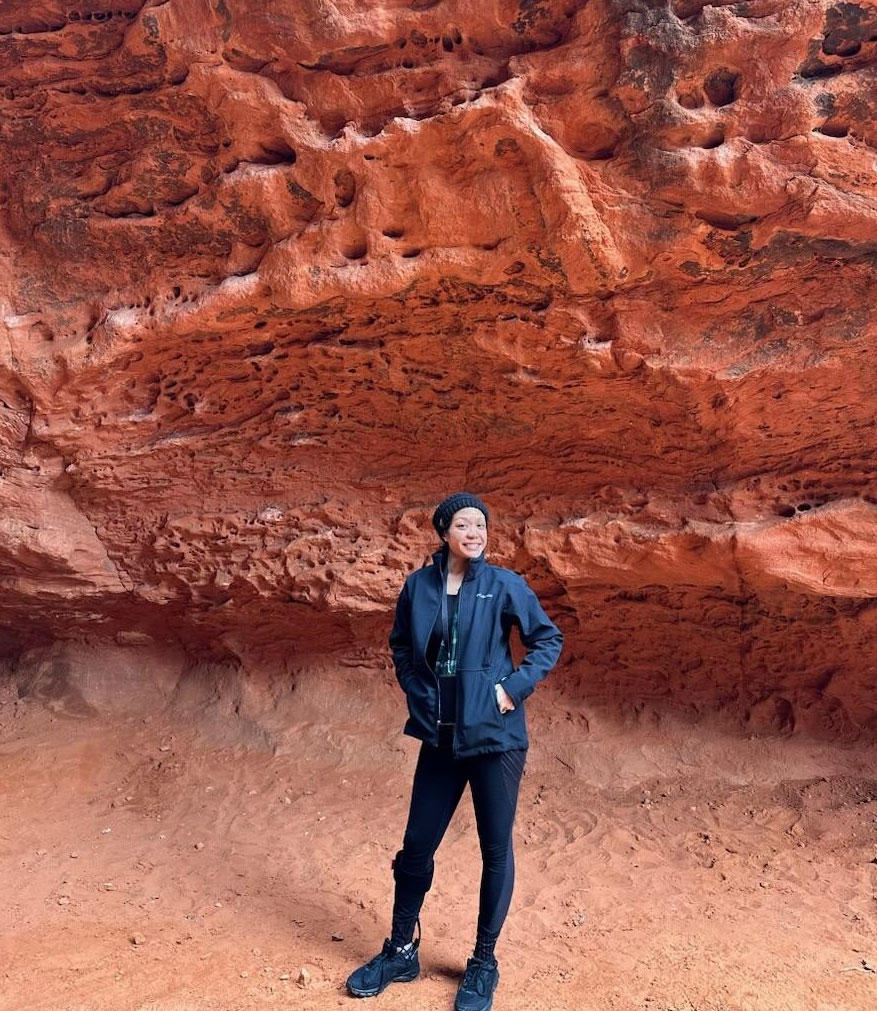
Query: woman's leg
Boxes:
[
  {"xmin": 467, "ymin": 748, "xmax": 527, "ymax": 961},
  {"xmin": 390, "ymin": 742, "xmax": 467, "ymax": 946}
]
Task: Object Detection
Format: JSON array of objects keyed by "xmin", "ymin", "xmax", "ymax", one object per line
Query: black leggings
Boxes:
[{"xmin": 390, "ymin": 742, "xmax": 527, "ymax": 958}]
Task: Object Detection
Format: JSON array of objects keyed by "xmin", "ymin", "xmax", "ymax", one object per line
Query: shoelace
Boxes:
[
  {"xmin": 367, "ymin": 917, "xmax": 422, "ymax": 979},
  {"xmin": 362, "ymin": 941, "xmax": 396, "ymax": 972},
  {"xmin": 461, "ymin": 959, "xmax": 495, "ymax": 997}
]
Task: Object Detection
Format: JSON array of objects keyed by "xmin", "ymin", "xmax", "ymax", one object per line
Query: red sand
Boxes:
[{"xmin": 2, "ymin": 676, "xmax": 875, "ymax": 1011}]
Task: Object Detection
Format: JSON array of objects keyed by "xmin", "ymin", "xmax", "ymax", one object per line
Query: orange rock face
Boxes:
[{"xmin": 1, "ymin": 0, "xmax": 875, "ymax": 735}]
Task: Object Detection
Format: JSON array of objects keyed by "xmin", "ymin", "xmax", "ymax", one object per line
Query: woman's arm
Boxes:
[
  {"xmin": 499, "ymin": 576, "xmax": 563, "ymax": 707},
  {"xmin": 388, "ymin": 578, "xmax": 416, "ymax": 691}
]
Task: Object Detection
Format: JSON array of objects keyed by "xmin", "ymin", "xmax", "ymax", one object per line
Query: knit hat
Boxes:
[{"xmin": 431, "ymin": 492, "xmax": 490, "ymax": 538}]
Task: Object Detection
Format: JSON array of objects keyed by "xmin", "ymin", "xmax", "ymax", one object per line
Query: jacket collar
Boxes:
[{"xmin": 430, "ymin": 545, "xmax": 486, "ymax": 583}]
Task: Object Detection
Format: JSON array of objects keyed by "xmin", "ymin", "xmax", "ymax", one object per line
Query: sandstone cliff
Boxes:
[{"xmin": 0, "ymin": 0, "xmax": 875, "ymax": 736}]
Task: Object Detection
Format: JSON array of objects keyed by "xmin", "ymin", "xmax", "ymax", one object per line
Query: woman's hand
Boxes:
[{"xmin": 495, "ymin": 684, "xmax": 516, "ymax": 714}]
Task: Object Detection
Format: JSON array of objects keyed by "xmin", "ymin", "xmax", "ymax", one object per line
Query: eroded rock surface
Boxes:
[{"xmin": 0, "ymin": 0, "xmax": 875, "ymax": 735}]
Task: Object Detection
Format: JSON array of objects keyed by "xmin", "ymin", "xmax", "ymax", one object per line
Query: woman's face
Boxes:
[{"xmin": 443, "ymin": 507, "xmax": 488, "ymax": 562}]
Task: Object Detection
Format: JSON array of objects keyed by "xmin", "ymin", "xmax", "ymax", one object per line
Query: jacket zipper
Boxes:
[
  {"xmin": 450, "ymin": 579, "xmax": 465, "ymax": 758},
  {"xmin": 421, "ymin": 569, "xmax": 443, "ymax": 748}
]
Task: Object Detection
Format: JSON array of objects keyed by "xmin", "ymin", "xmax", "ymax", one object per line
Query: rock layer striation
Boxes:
[{"xmin": 0, "ymin": 0, "xmax": 875, "ymax": 736}]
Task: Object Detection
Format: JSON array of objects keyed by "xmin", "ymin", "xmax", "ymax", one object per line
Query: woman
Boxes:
[{"xmin": 346, "ymin": 492, "xmax": 563, "ymax": 1011}]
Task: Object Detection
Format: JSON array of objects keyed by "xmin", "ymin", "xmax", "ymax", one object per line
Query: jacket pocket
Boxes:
[
  {"xmin": 404, "ymin": 675, "xmax": 434, "ymax": 734},
  {"xmin": 458, "ymin": 668, "xmax": 506, "ymax": 750}
]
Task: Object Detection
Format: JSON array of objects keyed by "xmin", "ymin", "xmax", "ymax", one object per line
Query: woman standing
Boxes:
[{"xmin": 346, "ymin": 493, "xmax": 563, "ymax": 1011}]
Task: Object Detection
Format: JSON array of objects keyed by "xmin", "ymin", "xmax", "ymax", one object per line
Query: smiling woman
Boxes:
[{"xmin": 345, "ymin": 492, "xmax": 563, "ymax": 1011}]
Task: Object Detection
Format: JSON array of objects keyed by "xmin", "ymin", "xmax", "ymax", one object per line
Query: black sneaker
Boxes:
[
  {"xmin": 346, "ymin": 937, "xmax": 420, "ymax": 998},
  {"xmin": 454, "ymin": 955, "xmax": 499, "ymax": 1011}
]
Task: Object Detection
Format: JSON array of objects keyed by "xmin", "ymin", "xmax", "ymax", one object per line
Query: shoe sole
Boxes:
[{"xmin": 347, "ymin": 968, "xmax": 419, "ymax": 998}]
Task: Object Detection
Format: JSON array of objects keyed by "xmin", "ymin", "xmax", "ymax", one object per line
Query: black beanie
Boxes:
[{"xmin": 432, "ymin": 492, "xmax": 490, "ymax": 538}]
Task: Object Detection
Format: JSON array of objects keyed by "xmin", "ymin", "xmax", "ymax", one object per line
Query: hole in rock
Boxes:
[
  {"xmin": 253, "ymin": 320, "xmax": 267, "ymax": 329},
  {"xmin": 257, "ymin": 140, "xmax": 297, "ymax": 165},
  {"xmin": 745, "ymin": 127, "xmax": 772, "ymax": 144},
  {"xmin": 382, "ymin": 228, "xmax": 403, "ymax": 239},
  {"xmin": 672, "ymin": 1, "xmax": 709, "ymax": 16},
  {"xmin": 400, "ymin": 248, "xmax": 421, "ymax": 258},
  {"xmin": 573, "ymin": 123, "xmax": 620, "ymax": 160},
  {"xmin": 796, "ymin": 502, "xmax": 812, "ymax": 512},
  {"xmin": 816, "ymin": 120, "xmax": 849, "ymax": 137},
  {"xmin": 777, "ymin": 506, "xmax": 796, "ymax": 518},
  {"xmin": 334, "ymin": 169, "xmax": 356, "ymax": 208},
  {"xmin": 677, "ymin": 89, "xmax": 703, "ymax": 109},
  {"xmin": 798, "ymin": 60, "xmax": 843, "ymax": 79},
  {"xmin": 700, "ymin": 128, "xmax": 725, "ymax": 149},
  {"xmin": 343, "ymin": 243, "xmax": 368, "ymax": 260},
  {"xmin": 694, "ymin": 210, "xmax": 757, "ymax": 230},
  {"xmin": 703, "ymin": 68, "xmax": 739, "ymax": 106},
  {"xmin": 822, "ymin": 30, "xmax": 862, "ymax": 57}
]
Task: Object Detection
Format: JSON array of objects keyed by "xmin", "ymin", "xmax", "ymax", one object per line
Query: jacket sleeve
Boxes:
[
  {"xmin": 499, "ymin": 576, "xmax": 563, "ymax": 707},
  {"xmin": 388, "ymin": 577, "xmax": 415, "ymax": 692}
]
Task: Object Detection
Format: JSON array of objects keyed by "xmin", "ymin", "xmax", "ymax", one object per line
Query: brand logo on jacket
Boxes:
[{"xmin": 475, "ymin": 593, "xmax": 494, "ymax": 598}]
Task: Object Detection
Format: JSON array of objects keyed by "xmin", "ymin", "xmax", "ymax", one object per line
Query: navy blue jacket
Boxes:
[{"xmin": 389, "ymin": 547, "xmax": 563, "ymax": 757}]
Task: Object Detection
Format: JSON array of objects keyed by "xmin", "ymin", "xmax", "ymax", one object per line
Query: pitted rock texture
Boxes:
[{"xmin": 0, "ymin": 0, "xmax": 875, "ymax": 735}]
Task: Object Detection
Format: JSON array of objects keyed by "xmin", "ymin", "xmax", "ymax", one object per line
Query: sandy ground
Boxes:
[{"xmin": 1, "ymin": 680, "xmax": 876, "ymax": 1011}]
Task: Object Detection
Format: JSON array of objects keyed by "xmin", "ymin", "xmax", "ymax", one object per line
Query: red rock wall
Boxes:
[{"xmin": 1, "ymin": 1, "xmax": 875, "ymax": 735}]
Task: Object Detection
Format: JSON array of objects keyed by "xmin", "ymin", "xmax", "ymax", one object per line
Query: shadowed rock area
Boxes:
[{"xmin": 1, "ymin": 1, "xmax": 875, "ymax": 734}]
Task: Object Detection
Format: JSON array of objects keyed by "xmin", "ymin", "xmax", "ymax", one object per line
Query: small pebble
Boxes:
[
  {"xmin": 297, "ymin": 966, "xmax": 311, "ymax": 987},
  {"xmin": 69, "ymin": 852, "xmax": 79, "ymax": 859},
  {"xmin": 194, "ymin": 842, "xmax": 204, "ymax": 851},
  {"xmin": 103, "ymin": 882, "xmax": 115, "ymax": 891},
  {"xmin": 331, "ymin": 932, "xmax": 344, "ymax": 942},
  {"xmin": 131, "ymin": 934, "xmax": 146, "ymax": 946},
  {"xmin": 101, "ymin": 828, "xmax": 112, "ymax": 835},
  {"xmin": 57, "ymin": 896, "xmax": 70, "ymax": 906},
  {"xmin": 279, "ymin": 973, "xmax": 290, "ymax": 981},
  {"xmin": 240, "ymin": 971, "xmax": 249, "ymax": 979}
]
